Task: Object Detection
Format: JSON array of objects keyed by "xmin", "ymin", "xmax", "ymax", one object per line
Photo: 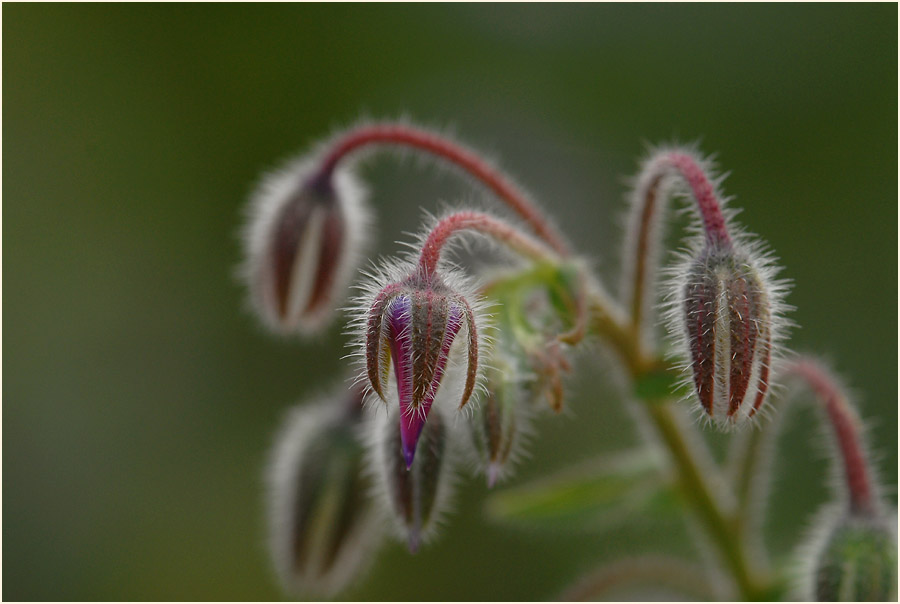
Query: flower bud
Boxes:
[
  {"xmin": 363, "ymin": 267, "xmax": 481, "ymax": 468},
  {"xmin": 242, "ymin": 155, "xmax": 369, "ymax": 334},
  {"xmin": 674, "ymin": 243, "xmax": 779, "ymax": 428},
  {"xmin": 799, "ymin": 510, "xmax": 897, "ymax": 601},
  {"xmin": 369, "ymin": 404, "xmax": 459, "ymax": 553},
  {"xmin": 266, "ymin": 384, "xmax": 383, "ymax": 596},
  {"xmin": 470, "ymin": 356, "xmax": 534, "ymax": 487}
]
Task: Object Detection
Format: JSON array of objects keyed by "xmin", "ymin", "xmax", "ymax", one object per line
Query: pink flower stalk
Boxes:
[
  {"xmin": 313, "ymin": 123, "xmax": 570, "ymax": 256},
  {"xmin": 784, "ymin": 359, "xmax": 878, "ymax": 516}
]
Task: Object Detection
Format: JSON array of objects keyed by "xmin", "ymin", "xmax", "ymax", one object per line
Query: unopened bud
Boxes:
[
  {"xmin": 369, "ymin": 404, "xmax": 458, "ymax": 553},
  {"xmin": 800, "ymin": 511, "xmax": 898, "ymax": 601},
  {"xmin": 675, "ymin": 243, "xmax": 778, "ymax": 427},
  {"xmin": 470, "ymin": 352, "xmax": 534, "ymax": 487},
  {"xmin": 363, "ymin": 266, "xmax": 481, "ymax": 468},
  {"xmin": 266, "ymin": 384, "xmax": 382, "ymax": 596},
  {"xmin": 242, "ymin": 155, "xmax": 369, "ymax": 334}
]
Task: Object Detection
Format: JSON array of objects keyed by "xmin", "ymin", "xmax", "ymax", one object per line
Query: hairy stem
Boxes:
[
  {"xmin": 315, "ymin": 123, "xmax": 570, "ymax": 255},
  {"xmin": 646, "ymin": 403, "xmax": 768, "ymax": 600},
  {"xmin": 783, "ymin": 358, "xmax": 876, "ymax": 516},
  {"xmin": 417, "ymin": 210, "xmax": 558, "ymax": 276}
]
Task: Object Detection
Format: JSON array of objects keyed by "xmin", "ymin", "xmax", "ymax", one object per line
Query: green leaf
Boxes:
[
  {"xmin": 484, "ymin": 449, "xmax": 681, "ymax": 532},
  {"xmin": 633, "ymin": 367, "xmax": 684, "ymax": 401}
]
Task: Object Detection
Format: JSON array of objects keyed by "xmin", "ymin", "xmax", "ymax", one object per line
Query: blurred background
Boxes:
[{"xmin": 4, "ymin": 4, "xmax": 896, "ymax": 600}]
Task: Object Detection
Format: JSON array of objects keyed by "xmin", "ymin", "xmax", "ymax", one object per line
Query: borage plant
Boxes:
[{"xmin": 241, "ymin": 122, "xmax": 896, "ymax": 601}]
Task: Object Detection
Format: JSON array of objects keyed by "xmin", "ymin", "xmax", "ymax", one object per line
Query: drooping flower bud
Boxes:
[
  {"xmin": 362, "ymin": 266, "xmax": 481, "ymax": 468},
  {"xmin": 671, "ymin": 242, "xmax": 784, "ymax": 428},
  {"xmin": 470, "ymin": 354, "xmax": 534, "ymax": 487},
  {"xmin": 798, "ymin": 510, "xmax": 897, "ymax": 601},
  {"xmin": 266, "ymin": 383, "xmax": 383, "ymax": 596},
  {"xmin": 242, "ymin": 155, "xmax": 369, "ymax": 334},
  {"xmin": 368, "ymin": 403, "xmax": 459, "ymax": 553}
]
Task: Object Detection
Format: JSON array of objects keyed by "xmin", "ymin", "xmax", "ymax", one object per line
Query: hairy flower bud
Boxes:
[
  {"xmin": 797, "ymin": 509, "xmax": 898, "ymax": 601},
  {"xmin": 242, "ymin": 155, "xmax": 369, "ymax": 334},
  {"xmin": 362, "ymin": 266, "xmax": 481, "ymax": 468},
  {"xmin": 669, "ymin": 241, "xmax": 785, "ymax": 428},
  {"xmin": 470, "ymin": 356, "xmax": 534, "ymax": 487},
  {"xmin": 266, "ymin": 384, "xmax": 383, "ymax": 596},
  {"xmin": 368, "ymin": 404, "xmax": 459, "ymax": 553}
]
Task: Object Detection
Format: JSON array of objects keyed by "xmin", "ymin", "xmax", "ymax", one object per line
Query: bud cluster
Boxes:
[{"xmin": 240, "ymin": 121, "xmax": 889, "ymax": 601}]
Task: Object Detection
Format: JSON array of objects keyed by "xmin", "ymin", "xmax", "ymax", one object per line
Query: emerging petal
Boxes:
[
  {"xmin": 361, "ymin": 268, "xmax": 482, "ymax": 469},
  {"xmin": 386, "ymin": 292, "xmax": 465, "ymax": 468}
]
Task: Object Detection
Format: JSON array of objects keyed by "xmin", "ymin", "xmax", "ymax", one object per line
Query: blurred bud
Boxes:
[
  {"xmin": 674, "ymin": 243, "xmax": 781, "ymax": 428},
  {"xmin": 266, "ymin": 384, "xmax": 383, "ymax": 596},
  {"xmin": 369, "ymin": 404, "xmax": 459, "ymax": 553},
  {"xmin": 242, "ymin": 155, "xmax": 369, "ymax": 334},
  {"xmin": 470, "ymin": 354, "xmax": 534, "ymax": 487},
  {"xmin": 800, "ymin": 510, "xmax": 898, "ymax": 601},
  {"xmin": 530, "ymin": 338, "xmax": 573, "ymax": 413},
  {"xmin": 364, "ymin": 267, "xmax": 480, "ymax": 468}
]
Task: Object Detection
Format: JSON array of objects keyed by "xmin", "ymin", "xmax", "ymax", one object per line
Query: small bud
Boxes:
[
  {"xmin": 672, "ymin": 242, "xmax": 784, "ymax": 428},
  {"xmin": 798, "ymin": 509, "xmax": 898, "ymax": 601},
  {"xmin": 362, "ymin": 266, "xmax": 481, "ymax": 468},
  {"xmin": 470, "ymin": 356, "xmax": 534, "ymax": 487},
  {"xmin": 266, "ymin": 384, "xmax": 383, "ymax": 596},
  {"xmin": 242, "ymin": 154, "xmax": 369, "ymax": 334},
  {"xmin": 368, "ymin": 404, "xmax": 459, "ymax": 553}
]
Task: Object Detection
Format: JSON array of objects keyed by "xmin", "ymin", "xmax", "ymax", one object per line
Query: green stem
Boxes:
[
  {"xmin": 646, "ymin": 403, "xmax": 769, "ymax": 600},
  {"xmin": 586, "ymin": 292, "xmax": 774, "ymax": 600}
]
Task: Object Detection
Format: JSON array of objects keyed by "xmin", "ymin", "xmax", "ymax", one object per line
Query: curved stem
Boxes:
[
  {"xmin": 624, "ymin": 150, "xmax": 732, "ymax": 339},
  {"xmin": 316, "ymin": 123, "xmax": 571, "ymax": 256},
  {"xmin": 782, "ymin": 358, "xmax": 876, "ymax": 516},
  {"xmin": 417, "ymin": 211, "xmax": 558, "ymax": 276}
]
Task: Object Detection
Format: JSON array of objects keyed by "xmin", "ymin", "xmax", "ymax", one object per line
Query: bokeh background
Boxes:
[{"xmin": 4, "ymin": 4, "xmax": 897, "ymax": 600}]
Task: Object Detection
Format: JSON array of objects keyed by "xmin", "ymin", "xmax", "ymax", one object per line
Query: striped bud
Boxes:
[
  {"xmin": 365, "ymin": 269, "xmax": 479, "ymax": 468},
  {"xmin": 369, "ymin": 404, "xmax": 458, "ymax": 553},
  {"xmin": 242, "ymin": 155, "xmax": 369, "ymax": 334},
  {"xmin": 800, "ymin": 511, "xmax": 898, "ymax": 601},
  {"xmin": 266, "ymin": 384, "xmax": 383, "ymax": 596},
  {"xmin": 678, "ymin": 244, "xmax": 774, "ymax": 427},
  {"xmin": 470, "ymin": 351, "xmax": 534, "ymax": 487}
]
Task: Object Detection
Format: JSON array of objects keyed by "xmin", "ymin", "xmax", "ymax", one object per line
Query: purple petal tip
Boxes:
[{"xmin": 402, "ymin": 442, "xmax": 416, "ymax": 470}]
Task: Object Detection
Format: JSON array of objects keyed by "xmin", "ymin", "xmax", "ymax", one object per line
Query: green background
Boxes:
[{"xmin": 4, "ymin": 4, "xmax": 896, "ymax": 600}]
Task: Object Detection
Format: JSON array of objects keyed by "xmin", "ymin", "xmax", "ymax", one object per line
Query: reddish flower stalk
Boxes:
[
  {"xmin": 313, "ymin": 123, "xmax": 570, "ymax": 256},
  {"xmin": 417, "ymin": 210, "xmax": 557, "ymax": 276},
  {"xmin": 661, "ymin": 152, "xmax": 731, "ymax": 247},
  {"xmin": 784, "ymin": 359, "xmax": 875, "ymax": 516}
]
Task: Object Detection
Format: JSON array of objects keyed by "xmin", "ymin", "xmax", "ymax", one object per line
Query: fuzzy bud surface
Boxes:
[
  {"xmin": 678, "ymin": 244, "xmax": 774, "ymax": 427},
  {"xmin": 266, "ymin": 384, "xmax": 382, "ymax": 596},
  {"xmin": 364, "ymin": 268, "xmax": 479, "ymax": 468},
  {"xmin": 243, "ymin": 157, "xmax": 368, "ymax": 334}
]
